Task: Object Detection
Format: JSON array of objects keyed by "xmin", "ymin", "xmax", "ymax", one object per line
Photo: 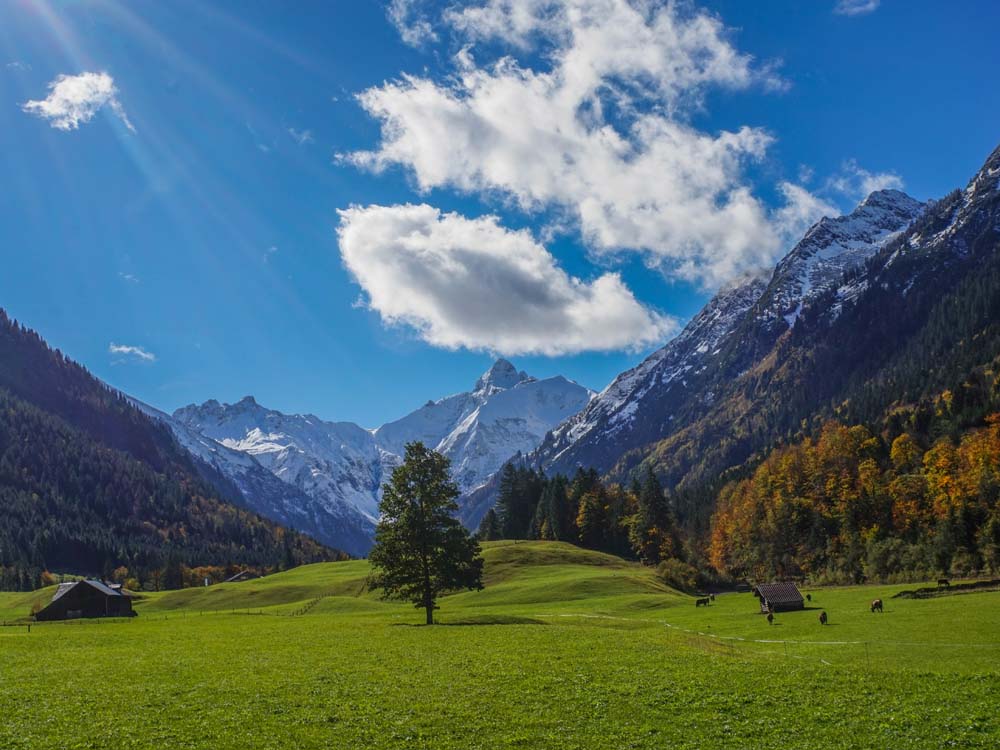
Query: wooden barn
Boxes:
[
  {"xmin": 753, "ymin": 582, "xmax": 804, "ymax": 613},
  {"xmin": 34, "ymin": 580, "xmax": 136, "ymax": 621}
]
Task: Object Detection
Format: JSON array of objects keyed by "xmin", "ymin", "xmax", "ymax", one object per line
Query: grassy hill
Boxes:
[{"xmin": 2, "ymin": 541, "xmax": 999, "ymax": 748}]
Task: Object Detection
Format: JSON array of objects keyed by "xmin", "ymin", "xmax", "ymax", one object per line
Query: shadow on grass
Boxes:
[{"xmin": 391, "ymin": 615, "xmax": 548, "ymax": 627}]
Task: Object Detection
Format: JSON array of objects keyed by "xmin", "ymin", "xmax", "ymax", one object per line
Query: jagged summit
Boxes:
[
  {"xmin": 859, "ymin": 188, "xmax": 923, "ymax": 213},
  {"xmin": 475, "ymin": 359, "xmax": 531, "ymax": 393}
]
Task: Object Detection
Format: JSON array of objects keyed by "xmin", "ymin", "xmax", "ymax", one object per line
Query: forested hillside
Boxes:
[
  {"xmin": 709, "ymin": 368, "xmax": 1000, "ymax": 583},
  {"xmin": 0, "ymin": 310, "xmax": 341, "ymax": 590}
]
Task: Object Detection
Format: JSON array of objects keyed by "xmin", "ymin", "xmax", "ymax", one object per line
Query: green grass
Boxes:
[{"xmin": 1, "ymin": 541, "xmax": 998, "ymax": 749}]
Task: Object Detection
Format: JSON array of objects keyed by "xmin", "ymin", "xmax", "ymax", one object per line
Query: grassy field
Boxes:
[{"xmin": 2, "ymin": 541, "xmax": 998, "ymax": 749}]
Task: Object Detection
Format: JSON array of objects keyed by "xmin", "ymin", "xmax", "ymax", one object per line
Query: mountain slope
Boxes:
[
  {"xmin": 627, "ymin": 143, "xmax": 1000, "ymax": 499},
  {"xmin": 525, "ymin": 188, "xmax": 927, "ymax": 490},
  {"xmin": 170, "ymin": 360, "xmax": 592, "ymax": 555},
  {"xmin": 171, "ymin": 398, "xmax": 379, "ymax": 558},
  {"xmin": 0, "ymin": 310, "xmax": 338, "ymax": 590}
]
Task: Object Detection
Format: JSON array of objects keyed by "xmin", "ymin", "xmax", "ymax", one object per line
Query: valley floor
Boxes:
[{"xmin": 2, "ymin": 542, "xmax": 998, "ymax": 749}]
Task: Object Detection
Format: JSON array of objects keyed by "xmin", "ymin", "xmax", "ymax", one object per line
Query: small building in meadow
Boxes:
[
  {"xmin": 34, "ymin": 580, "xmax": 136, "ymax": 621},
  {"xmin": 753, "ymin": 582, "xmax": 804, "ymax": 613},
  {"xmin": 224, "ymin": 570, "xmax": 261, "ymax": 584}
]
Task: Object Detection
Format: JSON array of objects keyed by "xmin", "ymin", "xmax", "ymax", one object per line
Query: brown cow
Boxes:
[
  {"xmin": 819, "ymin": 611, "xmax": 828, "ymax": 625},
  {"xmin": 870, "ymin": 599, "xmax": 883, "ymax": 613}
]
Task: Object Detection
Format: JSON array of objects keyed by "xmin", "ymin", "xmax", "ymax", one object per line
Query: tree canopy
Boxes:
[{"xmin": 368, "ymin": 442, "xmax": 483, "ymax": 624}]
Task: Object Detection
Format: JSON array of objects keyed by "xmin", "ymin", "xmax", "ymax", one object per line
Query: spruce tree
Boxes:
[
  {"xmin": 369, "ymin": 442, "xmax": 484, "ymax": 624},
  {"xmin": 477, "ymin": 508, "xmax": 501, "ymax": 541}
]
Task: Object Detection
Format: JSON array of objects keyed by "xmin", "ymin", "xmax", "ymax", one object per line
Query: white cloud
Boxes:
[
  {"xmin": 109, "ymin": 343, "xmax": 155, "ymax": 362},
  {"xmin": 348, "ymin": 0, "xmax": 826, "ymax": 287},
  {"xmin": 23, "ymin": 71, "xmax": 135, "ymax": 132},
  {"xmin": 6, "ymin": 61, "xmax": 31, "ymax": 71},
  {"xmin": 829, "ymin": 159, "xmax": 903, "ymax": 200},
  {"xmin": 833, "ymin": 0, "xmax": 880, "ymax": 16},
  {"xmin": 118, "ymin": 272, "xmax": 140, "ymax": 284},
  {"xmin": 288, "ymin": 127, "xmax": 314, "ymax": 145},
  {"xmin": 388, "ymin": 0, "xmax": 438, "ymax": 46},
  {"xmin": 337, "ymin": 203, "xmax": 675, "ymax": 355}
]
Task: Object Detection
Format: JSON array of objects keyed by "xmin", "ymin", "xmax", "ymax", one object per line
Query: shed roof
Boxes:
[
  {"xmin": 754, "ymin": 582, "xmax": 804, "ymax": 605},
  {"xmin": 50, "ymin": 579, "xmax": 124, "ymax": 603}
]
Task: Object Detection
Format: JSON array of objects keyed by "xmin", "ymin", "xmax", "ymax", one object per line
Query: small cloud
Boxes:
[
  {"xmin": 288, "ymin": 127, "xmax": 314, "ymax": 145},
  {"xmin": 264, "ymin": 245, "xmax": 278, "ymax": 262},
  {"xmin": 118, "ymin": 272, "xmax": 140, "ymax": 284},
  {"xmin": 797, "ymin": 164, "xmax": 815, "ymax": 185},
  {"xmin": 23, "ymin": 71, "xmax": 135, "ymax": 132},
  {"xmin": 834, "ymin": 0, "xmax": 880, "ymax": 16},
  {"xmin": 109, "ymin": 343, "xmax": 155, "ymax": 363},
  {"xmin": 829, "ymin": 159, "xmax": 903, "ymax": 200},
  {"xmin": 388, "ymin": 0, "xmax": 438, "ymax": 47},
  {"xmin": 6, "ymin": 61, "xmax": 31, "ymax": 71}
]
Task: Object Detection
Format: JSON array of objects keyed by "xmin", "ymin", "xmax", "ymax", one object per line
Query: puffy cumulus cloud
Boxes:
[
  {"xmin": 347, "ymin": 0, "xmax": 828, "ymax": 287},
  {"xmin": 23, "ymin": 71, "xmax": 135, "ymax": 132},
  {"xmin": 109, "ymin": 343, "xmax": 155, "ymax": 362},
  {"xmin": 829, "ymin": 159, "xmax": 904, "ymax": 200},
  {"xmin": 336, "ymin": 203, "xmax": 675, "ymax": 355},
  {"xmin": 833, "ymin": 0, "xmax": 879, "ymax": 17}
]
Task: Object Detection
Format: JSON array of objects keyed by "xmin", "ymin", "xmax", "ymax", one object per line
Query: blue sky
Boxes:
[{"xmin": 2, "ymin": 0, "xmax": 998, "ymax": 427}]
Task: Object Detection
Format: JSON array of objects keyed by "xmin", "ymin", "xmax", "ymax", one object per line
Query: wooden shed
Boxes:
[
  {"xmin": 224, "ymin": 570, "xmax": 261, "ymax": 584},
  {"xmin": 34, "ymin": 580, "xmax": 136, "ymax": 621},
  {"xmin": 753, "ymin": 582, "xmax": 804, "ymax": 613}
]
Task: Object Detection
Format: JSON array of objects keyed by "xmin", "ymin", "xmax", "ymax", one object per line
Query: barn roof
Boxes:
[
  {"xmin": 50, "ymin": 579, "xmax": 124, "ymax": 603},
  {"xmin": 754, "ymin": 582, "xmax": 804, "ymax": 605}
]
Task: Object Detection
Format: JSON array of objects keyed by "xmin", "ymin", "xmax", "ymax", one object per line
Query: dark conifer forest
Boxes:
[{"xmin": 0, "ymin": 310, "xmax": 340, "ymax": 590}]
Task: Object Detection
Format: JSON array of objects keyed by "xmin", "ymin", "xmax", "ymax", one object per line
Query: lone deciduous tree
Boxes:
[{"xmin": 368, "ymin": 442, "xmax": 484, "ymax": 624}]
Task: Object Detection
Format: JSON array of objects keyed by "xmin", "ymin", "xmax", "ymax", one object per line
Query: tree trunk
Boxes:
[{"xmin": 425, "ymin": 602, "xmax": 434, "ymax": 625}]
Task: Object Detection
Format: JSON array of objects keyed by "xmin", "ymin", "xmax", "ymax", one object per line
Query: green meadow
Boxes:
[{"xmin": 2, "ymin": 541, "xmax": 998, "ymax": 749}]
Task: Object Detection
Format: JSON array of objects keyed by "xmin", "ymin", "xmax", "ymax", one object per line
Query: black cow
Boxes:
[
  {"xmin": 819, "ymin": 611, "xmax": 828, "ymax": 625},
  {"xmin": 695, "ymin": 597, "xmax": 710, "ymax": 607},
  {"xmin": 870, "ymin": 599, "xmax": 883, "ymax": 613}
]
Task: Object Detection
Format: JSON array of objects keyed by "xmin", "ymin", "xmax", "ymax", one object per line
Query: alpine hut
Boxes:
[
  {"xmin": 34, "ymin": 580, "xmax": 136, "ymax": 621},
  {"xmin": 752, "ymin": 582, "xmax": 805, "ymax": 613}
]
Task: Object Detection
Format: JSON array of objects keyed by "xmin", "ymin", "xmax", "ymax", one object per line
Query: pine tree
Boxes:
[
  {"xmin": 368, "ymin": 442, "xmax": 484, "ymax": 624},
  {"xmin": 477, "ymin": 508, "xmax": 502, "ymax": 541}
]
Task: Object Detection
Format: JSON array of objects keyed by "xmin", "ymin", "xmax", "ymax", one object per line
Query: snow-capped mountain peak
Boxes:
[
  {"xmin": 375, "ymin": 360, "xmax": 592, "ymax": 492},
  {"xmin": 759, "ymin": 189, "xmax": 925, "ymax": 327},
  {"xmin": 162, "ymin": 360, "xmax": 591, "ymax": 553},
  {"xmin": 474, "ymin": 358, "xmax": 531, "ymax": 393}
]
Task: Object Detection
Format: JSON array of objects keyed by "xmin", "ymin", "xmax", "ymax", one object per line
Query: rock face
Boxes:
[{"xmin": 166, "ymin": 361, "xmax": 592, "ymax": 555}]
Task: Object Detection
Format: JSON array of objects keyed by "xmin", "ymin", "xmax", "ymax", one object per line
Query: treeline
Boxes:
[
  {"xmin": 709, "ymin": 411, "xmax": 1000, "ymax": 584},
  {"xmin": 476, "ymin": 464, "xmax": 709, "ymax": 591}
]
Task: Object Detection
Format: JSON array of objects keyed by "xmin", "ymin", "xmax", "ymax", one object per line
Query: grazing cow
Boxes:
[
  {"xmin": 695, "ymin": 597, "xmax": 710, "ymax": 607},
  {"xmin": 937, "ymin": 578, "xmax": 950, "ymax": 587},
  {"xmin": 766, "ymin": 611, "xmax": 774, "ymax": 625},
  {"xmin": 819, "ymin": 611, "xmax": 828, "ymax": 625},
  {"xmin": 870, "ymin": 598, "xmax": 884, "ymax": 613}
]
